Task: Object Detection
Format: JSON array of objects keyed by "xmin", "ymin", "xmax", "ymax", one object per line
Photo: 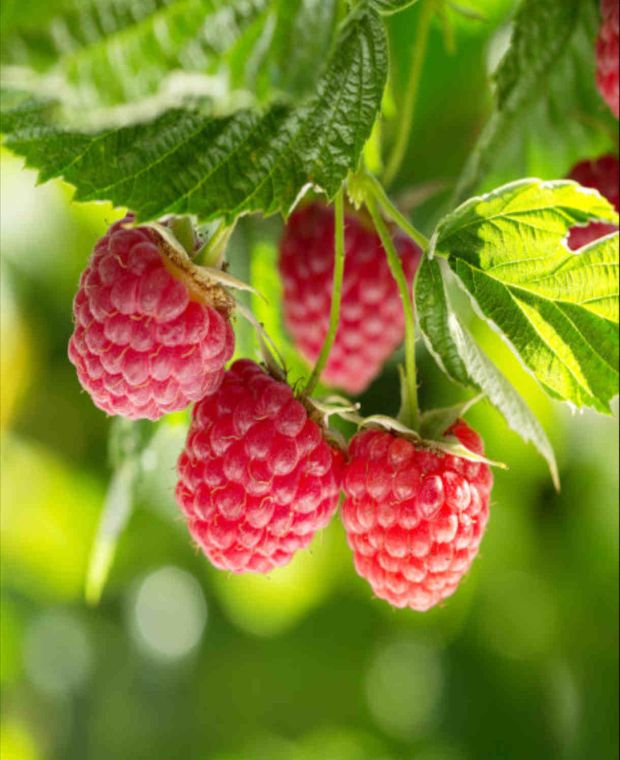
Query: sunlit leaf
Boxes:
[
  {"xmin": 432, "ymin": 179, "xmax": 619, "ymax": 413},
  {"xmin": 416, "ymin": 256, "xmax": 560, "ymax": 487}
]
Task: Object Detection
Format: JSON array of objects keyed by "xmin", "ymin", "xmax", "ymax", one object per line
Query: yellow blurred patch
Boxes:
[
  {"xmin": 210, "ymin": 522, "xmax": 346, "ymax": 637},
  {"xmin": 0, "ymin": 719, "xmax": 39, "ymax": 760},
  {"xmin": 0, "ymin": 281, "xmax": 33, "ymax": 432},
  {"xmin": 1, "ymin": 436, "xmax": 102, "ymax": 601}
]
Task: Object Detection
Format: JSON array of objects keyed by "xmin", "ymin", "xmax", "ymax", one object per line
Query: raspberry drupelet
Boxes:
[
  {"xmin": 597, "ymin": 0, "xmax": 619, "ymax": 118},
  {"xmin": 68, "ymin": 216, "xmax": 235, "ymax": 420},
  {"xmin": 567, "ymin": 155, "xmax": 619, "ymax": 249},
  {"xmin": 279, "ymin": 202, "xmax": 422, "ymax": 395},
  {"xmin": 176, "ymin": 359, "xmax": 343, "ymax": 573},
  {"xmin": 341, "ymin": 420, "xmax": 493, "ymax": 611}
]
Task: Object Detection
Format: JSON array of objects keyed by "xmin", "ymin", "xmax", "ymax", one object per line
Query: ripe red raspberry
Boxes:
[
  {"xmin": 567, "ymin": 155, "xmax": 619, "ymax": 249},
  {"xmin": 68, "ymin": 216, "xmax": 235, "ymax": 420},
  {"xmin": 341, "ymin": 420, "xmax": 493, "ymax": 611},
  {"xmin": 279, "ymin": 202, "xmax": 421, "ymax": 395},
  {"xmin": 176, "ymin": 359, "xmax": 343, "ymax": 573},
  {"xmin": 597, "ymin": 0, "xmax": 619, "ymax": 118}
]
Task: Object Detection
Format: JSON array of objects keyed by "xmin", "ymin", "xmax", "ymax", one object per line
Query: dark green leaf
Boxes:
[
  {"xmin": 1, "ymin": 6, "xmax": 387, "ymax": 221},
  {"xmin": 454, "ymin": 0, "xmax": 613, "ymax": 202},
  {"xmin": 264, "ymin": 0, "xmax": 343, "ymax": 96},
  {"xmin": 2, "ymin": 0, "xmax": 269, "ymax": 107}
]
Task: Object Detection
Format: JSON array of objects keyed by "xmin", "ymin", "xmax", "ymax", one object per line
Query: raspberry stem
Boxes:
[
  {"xmin": 366, "ymin": 198, "xmax": 420, "ymax": 431},
  {"xmin": 366, "ymin": 173, "xmax": 429, "ymax": 251},
  {"xmin": 197, "ymin": 220, "xmax": 237, "ymax": 268},
  {"xmin": 304, "ymin": 188, "xmax": 346, "ymax": 396},
  {"xmin": 383, "ymin": 0, "xmax": 435, "ymax": 188},
  {"xmin": 169, "ymin": 216, "xmax": 196, "ymax": 256}
]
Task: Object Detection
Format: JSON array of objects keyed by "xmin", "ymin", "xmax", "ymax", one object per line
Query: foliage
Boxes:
[
  {"xmin": 1, "ymin": 0, "xmax": 618, "ymax": 559},
  {"xmin": 0, "ymin": 0, "xmax": 618, "ymax": 755}
]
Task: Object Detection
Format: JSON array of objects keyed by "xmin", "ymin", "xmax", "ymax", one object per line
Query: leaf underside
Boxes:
[{"xmin": 416, "ymin": 256, "xmax": 560, "ymax": 488}]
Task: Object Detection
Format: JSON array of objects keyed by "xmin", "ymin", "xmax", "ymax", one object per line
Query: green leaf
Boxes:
[
  {"xmin": 358, "ymin": 413, "xmax": 507, "ymax": 468},
  {"xmin": 416, "ymin": 256, "xmax": 560, "ymax": 488},
  {"xmin": 419, "ymin": 395, "xmax": 484, "ymax": 442},
  {"xmin": 454, "ymin": 0, "xmax": 614, "ymax": 202},
  {"xmin": 2, "ymin": 0, "xmax": 269, "ymax": 107},
  {"xmin": 1, "ymin": 6, "xmax": 387, "ymax": 222},
  {"xmin": 371, "ymin": 0, "xmax": 420, "ymax": 13},
  {"xmin": 263, "ymin": 0, "xmax": 343, "ymax": 96},
  {"xmin": 432, "ymin": 179, "xmax": 619, "ymax": 413}
]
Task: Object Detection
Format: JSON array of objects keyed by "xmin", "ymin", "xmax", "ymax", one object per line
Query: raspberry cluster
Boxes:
[
  {"xmin": 279, "ymin": 202, "xmax": 421, "ymax": 395},
  {"xmin": 341, "ymin": 420, "xmax": 492, "ymax": 611},
  {"xmin": 597, "ymin": 0, "xmax": 619, "ymax": 118},
  {"xmin": 567, "ymin": 155, "xmax": 619, "ymax": 249},
  {"xmin": 69, "ymin": 212, "xmax": 496, "ymax": 610},
  {"xmin": 176, "ymin": 360, "xmax": 343, "ymax": 573},
  {"xmin": 68, "ymin": 217, "xmax": 234, "ymax": 420}
]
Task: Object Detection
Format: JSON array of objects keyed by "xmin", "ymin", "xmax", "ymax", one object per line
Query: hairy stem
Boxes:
[
  {"xmin": 304, "ymin": 189, "xmax": 346, "ymax": 396},
  {"xmin": 383, "ymin": 0, "xmax": 435, "ymax": 188},
  {"xmin": 198, "ymin": 220, "xmax": 237, "ymax": 268},
  {"xmin": 367, "ymin": 174, "xmax": 429, "ymax": 251},
  {"xmin": 366, "ymin": 198, "xmax": 420, "ymax": 430}
]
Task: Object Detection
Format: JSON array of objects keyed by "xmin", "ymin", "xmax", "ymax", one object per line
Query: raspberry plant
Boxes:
[{"xmin": 1, "ymin": 0, "xmax": 617, "ymax": 610}]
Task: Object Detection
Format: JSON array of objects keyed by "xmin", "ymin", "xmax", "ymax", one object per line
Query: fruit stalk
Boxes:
[
  {"xmin": 304, "ymin": 188, "xmax": 346, "ymax": 395},
  {"xmin": 366, "ymin": 173, "xmax": 429, "ymax": 251},
  {"xmin": 366, "ymin": 198, "xmax": 420, "ymax": 430}
]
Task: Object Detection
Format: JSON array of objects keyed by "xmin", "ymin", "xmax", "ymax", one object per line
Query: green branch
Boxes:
[
  {"xmin": 304, "ymin": 188, "xmax": 347, "ymax": 396},
  {"xmin": 366, "ymin": 173, "xmax": 429, "ymax": 251},
  {"xmin": 366, "ymin": 197, "xmax": 420, "ymax": 429}
]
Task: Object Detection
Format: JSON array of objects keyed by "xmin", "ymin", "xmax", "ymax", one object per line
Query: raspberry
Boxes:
[
  {"xmin": 567, "ymin": 155, "xmax": 619, "ymax": 249},
  {"xmin": 279, "ymin": 202, "xmax": 421, "ymax": 395},
  {"xmin": 175, "ymin": 359, "xmax": 343, "ymax": 573},
  {"xmin": 68, "ymin": 216, "xmax": 235, "ymax": 420},
  {"xmin": 341, "ymin": 420, "xmax": 492, "ymax": 611},
  {"xmin": 597, "ymin": 0, "xmax": 619, "ymax": 118}
]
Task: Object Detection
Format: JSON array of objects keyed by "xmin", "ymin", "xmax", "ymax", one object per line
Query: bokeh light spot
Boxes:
[
  {"xmin": 130, "ymin": 566, "xmax": 207, "ymax": 660},
  {"xmin": 211, "ymin": 523, "xmax": 343, "ymax": 637},
  {"xmin": 477, "ymin": 571, "xmax": 559, "ymax": 660},
  {"xmin": 24, "ymin": 611, "xmax": 92, "ymax": 697},
  {"xmin": 365, "ymin": 639, "xmax": 443, "ymax": 740}
]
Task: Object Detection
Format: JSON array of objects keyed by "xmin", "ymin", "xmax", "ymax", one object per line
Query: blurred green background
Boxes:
[{"xmin": 1, "ymin": 1, "xmax": 618, "ymax": 759}]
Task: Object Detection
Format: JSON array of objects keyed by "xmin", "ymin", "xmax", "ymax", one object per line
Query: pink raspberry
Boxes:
[
  {"xmin": 341, "ymin": 420, "xmax": 493, "ymax": 611},
  {"xmin": 68, "ymin": 216, "xmax": 235, "ymax": 420},
  {"xmin": 176, "ymin": 359, "xmax": 343, "ymax": 573},
  {"xmin": 279, "ymin": 202, "xmax": 422, "ymax": 395},
  {"xmin": 597, "ymin": 0, "xmax": 619, "ymax": 117},
  {"xmin": 567, "ymin": 155, "xmax": 619, "ymax": 249}
]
